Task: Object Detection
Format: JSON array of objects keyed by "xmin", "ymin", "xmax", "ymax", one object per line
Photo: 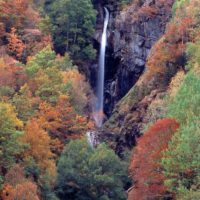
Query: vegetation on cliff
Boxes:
[
  {"xmin": 126, "ymin": 0, "xmax": 200, "ymax": 199},
  {"xmin": 0, "ymin": 0, "xmax": 200, "ymax": 199},
  {"xmin": 0, "ymin": 0, "xmax": 131, "ymax": 199}
]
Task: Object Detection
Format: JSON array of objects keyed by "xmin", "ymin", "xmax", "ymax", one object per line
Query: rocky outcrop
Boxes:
[
  {"xmin": 100, "ymin": 74, "xmax": 158, "ymax": 157},
  {"xmin": 90, "ymin": 0, "xmax": 174, "ymax": 116},
  {"xmin": 90, "ymin": 0, "xmax": 176, "ymax": 155},
  {"xmin": 104, "ymin": 0, "xmax": 174, "ymax": 116},
  {"xmin": 100, "ymin": 66, "xmax": 177, "ymax": 157},
  {"xmin": 90, "ymin": 0, "xmax": 121, "ymax": 116}
]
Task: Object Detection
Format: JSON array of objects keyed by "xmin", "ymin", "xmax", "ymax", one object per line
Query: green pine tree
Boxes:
[
  {"xmin": 44, "ymin": 0, "xmax": 97, "ymax": 60},
  {"xmin": 55, "ymin": 138, "xmax": 127, "ymax": 200}
]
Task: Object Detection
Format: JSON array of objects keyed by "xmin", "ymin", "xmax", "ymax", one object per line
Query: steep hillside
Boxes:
[
  {"xmin": 93, "ymin": 0, "xmax": 175, "ymax": 155},
  {"xmin": 102, "ymin": 0, "xmax": 200, "ymax": 199}
]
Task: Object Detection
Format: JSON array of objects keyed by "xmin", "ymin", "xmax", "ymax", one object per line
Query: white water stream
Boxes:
[
  {"xmin": 94, "ymin": 7, "xmax": 109, "ymax": 128},
  {"xmin": 86, "ymin": 131, "xmax": 96, "ymax": 147}
]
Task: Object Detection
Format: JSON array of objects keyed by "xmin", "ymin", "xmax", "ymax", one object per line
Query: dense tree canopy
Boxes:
[
  {"xmin": 162, "ymin": 67, "xmax": 200, "ymax": 199},
  {"xmin": 2, "ymin": 0, "xmax": 200, "ymax": 200},
  {"xmin": 0, "ymin": 103, "xmax": 24, "ymax": 172},
  {"xmin": 55, "ymin": 139, "xmax": 127, "ymax": 200},
  {"xmin": 44, "ymin": 0, "xmax": 97, "ymax": 59},
  {"xmin": 129, "ymin": 119, "xmax": 179, "ymax": 200},
  {"xmin": 0, "ymin": 0, "xmax": 28, "ymax": 38},
  {"xmin": 1, "ymin": 164, "xmax": 40, "ymax": 200}
]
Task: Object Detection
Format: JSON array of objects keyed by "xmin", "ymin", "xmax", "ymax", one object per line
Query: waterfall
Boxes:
[
  {"xmin": 86, "ymin": 131, "xmax": 96, "ymax": 147},
  {"xmin": 94, "ymin": 7, "xmax": 109, "ymax": 127}
]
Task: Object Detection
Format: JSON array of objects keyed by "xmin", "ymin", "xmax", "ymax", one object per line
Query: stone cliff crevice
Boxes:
[
  {"xmin": 90, "ymin": 0, "xmax": 175, "ymax": 156},
  {"xmin": 91, "ymin": 0, "xmax": 174, "ymax": 118}
]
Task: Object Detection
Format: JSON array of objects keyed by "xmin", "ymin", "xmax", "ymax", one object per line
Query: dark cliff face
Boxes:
[
  {"xmin": 90, "ymin": 0, "xmax": 174, "ymax": 117},
  {"xmin": 89, "ymin": 0, "xmax": 120, "ymax": 116},
  {"xmin": 104, "ymin": 0, "xmax": 174, "ymax": 116},
  {"xmin": 90, "ymin": 0, "xmax": 175, "ymax": 156}
]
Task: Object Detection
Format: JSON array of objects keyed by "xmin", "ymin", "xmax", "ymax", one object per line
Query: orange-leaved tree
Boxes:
[
  {"xmin": 7, "ymin": 27, "xmax": 26, "ymax": 60},
  {"xmin": 145, "ymin": 0, "xmax": 194, "ymax": 81},
  {"xmin": 129, "ymin": 118, "xmax": 179, "ymax": 200},
  {"xmin": 0, "ymin": 0, "xmax": 28, "ymax": 38},
  {"xmin": 55, "ymin": 95, "xmax": 92, "ymax": 138},
  {"xmin": 33, "ymin": 96, "xmax": 93, "ymax": 153},
  {"xmin": 21, "ymin": 120, "xmax": 56, "ymax": 183},
  {"xmin": 1, "ymin": 164, "xmax": 40, "ymax": 200},
  {"xmin": 0, "ymin": 58, "xmax": 27, "ymax": 93}
]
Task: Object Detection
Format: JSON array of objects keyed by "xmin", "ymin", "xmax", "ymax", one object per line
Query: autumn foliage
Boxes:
[
  {"xmin": 145, "ymin": 0, "xmax": 195, "ymax": 82},
  {"xmin": 129, "ymin": 118, "xmax": 179, "ymax": 200},
  {"xmin": 0, "ymin": 58, "xmax": 26, "ymax": 92},
  {"xmin": 22, "ymin": 120, "xmax": 56, "ymax": 181},
  {"xmin": 0, "ymin": 0, "xmax": 28, "ymax": 38},
  {"xmin": 7, "ymin": 27, "xmax": 26, "ymax": 59},
  {"xmin": 138, "ymin": 5, "xmax": 157, "ymax": 18},
  {"xmin": 33, "ymin": 96, "xmax": 92, "ymax": 153},
  {"xmin": 1, "ymin": 164, "xmax": 39, "ymax": 200}
]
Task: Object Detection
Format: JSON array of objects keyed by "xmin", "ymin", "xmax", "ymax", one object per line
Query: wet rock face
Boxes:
[
  {"xmin": 91, "ymin": 0, "xmax": 174, "ymax": 117},
  {"xmin": 89, "ymin": 0, "xmax": 175, "ymax": 156},
  {"xmin": 110, "ymin": 0, "xmax": 173, "ymax": 101},
  {"xmin": 112, "ymin": 18, "xmax": 161, "ymax": 98},
  {"xmin": 90, "ymin": 0, "xmax": 120, "ymax": 116}
]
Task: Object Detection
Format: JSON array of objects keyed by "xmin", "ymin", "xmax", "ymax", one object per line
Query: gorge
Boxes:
[
  {"xmin": 1, "ymin": 0, "xmax": 199, "ymax": 199},
  {"xmin": 91, "ymin": 0, "xmax": 175, "ymax": 156},
  {"xmin": 91, "ymin": 0, "xmax": 174, "ymax": 117}
]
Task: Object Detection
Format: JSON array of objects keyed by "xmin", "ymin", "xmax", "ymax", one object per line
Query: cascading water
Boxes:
[
  {"xmin": 94, "ymin": 7, "xmax": 109, "ymax": 127},
  {"xmin": 86, "ymin": 131, "xmax": 96, "ymax": 147}
]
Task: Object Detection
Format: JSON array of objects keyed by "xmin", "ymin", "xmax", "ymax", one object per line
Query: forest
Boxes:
[{"xmin": 0, "ymin": 0, "xmax": 200, "ymax": 200}]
